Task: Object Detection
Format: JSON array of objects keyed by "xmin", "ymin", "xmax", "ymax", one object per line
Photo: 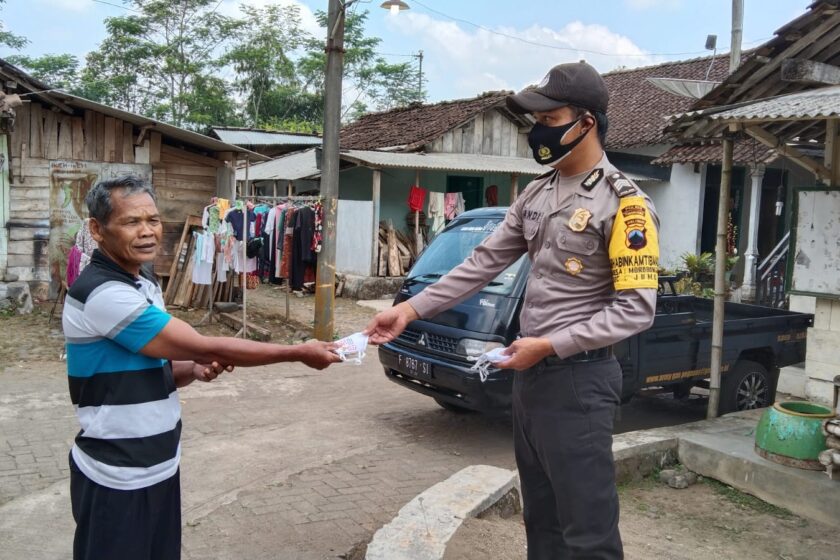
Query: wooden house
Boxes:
[{"xmin": 0, "ymin": 59, "xmax": 262, "ymax": 299}]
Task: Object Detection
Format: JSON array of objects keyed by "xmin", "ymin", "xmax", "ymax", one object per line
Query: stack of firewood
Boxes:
[
  {"xmin": 820, "ymin": 418, "xmax": 840, "ymax": 480},
  {"xmin": 377, "ymin": 220, "xmax": 420, "ymax": 277}
]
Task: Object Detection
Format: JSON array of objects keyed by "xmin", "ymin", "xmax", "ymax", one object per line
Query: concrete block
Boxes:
[
  {"xmin": 788, "ymin": 294, "xmax": 816, "ymax": 314},
  {"xmin": 0, "ymin": 281, "xmax": 33, "ymax": 314},
  {"xmin": 778, "ymin": 365, "xmax": 807, "ymax": 398},
  {"xmin": 805, "ymin": 377, "xmax": 835, "ymax": 407},
  {"xmin": 813, "ymin": 298, "xmax": 832, "ymax": 330},
  {"xmin": 341, "ymin": 275, "xmax": 403, "ymax": 301},
  {"xmin": 365, "ymin": 465, "xmax": 516, "ymax": 560},
  {"xmin": 805, "ymin": 328, "xmax": 840, "ymax": 366},
  {"xmin": 679, "ymin": 431, "xmax": 840, "ymax": 526},
  {"xmin": 831, "ymin": 300, "xmax": 840, "ymax": 333}
]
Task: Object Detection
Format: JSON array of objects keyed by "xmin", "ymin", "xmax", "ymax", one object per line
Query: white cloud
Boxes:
[
  {"xmin": 385, "ymin": 13, "xmax": 657, "ymax": 100},
  {"xmin": 35, "ymin": 0, "xmax": 91, "ymax": 12},
  {"xmin": 625, "ymin": 0, "xmax": 681, "ymax": 10},
  {"xmin": 218, "ymin": 0, "xmax": 322, "ymax": 37}
]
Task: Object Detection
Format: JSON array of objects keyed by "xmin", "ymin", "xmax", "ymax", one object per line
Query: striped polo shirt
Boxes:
[{"xmin": 62, "ymin": 250, "xmax": 179, "ymax": 490}]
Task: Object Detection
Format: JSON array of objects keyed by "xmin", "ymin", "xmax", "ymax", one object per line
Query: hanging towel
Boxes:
[
  {"xmin": 428, "ymin": 192, "xmax": 446, "ymax": 237},
  {"xmin": 408, "ymin": 185, "xmax": 427, "ymax": 212}
]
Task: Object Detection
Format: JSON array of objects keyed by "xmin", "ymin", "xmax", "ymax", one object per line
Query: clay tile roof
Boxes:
[
  {"xmin": 652, "ymin": 140, "xmax": 777, "ymax": 166},
  {"xmin": 603, "ymin": 54, "xmax": 732, "ymax": 149},
  {"xmin": 339, "ymin": 91, "xmax": 512, "ymax": 151}
]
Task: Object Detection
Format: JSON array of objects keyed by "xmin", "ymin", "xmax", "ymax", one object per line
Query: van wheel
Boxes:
[
  {"xmin": 720, "ymin": 360, "xmax": 776, "ymax": 414},
  {"xmin": 434, "ymin": 398, "xmax": 473, "ymax": 413}
]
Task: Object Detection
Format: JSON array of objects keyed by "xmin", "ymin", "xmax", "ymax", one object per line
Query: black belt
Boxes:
[{"xmin": 543, "ymin": 346, "xmax": 613, "ymax": 366}]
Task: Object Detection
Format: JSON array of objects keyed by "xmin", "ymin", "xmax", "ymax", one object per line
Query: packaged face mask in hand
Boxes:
[
  {"xmin": 470, "ymin": 346, "xmax": 509, "ymax": 382},
  {"xmin": 334, "ymin": 332, "xmax": 369, "ymax": 365}
]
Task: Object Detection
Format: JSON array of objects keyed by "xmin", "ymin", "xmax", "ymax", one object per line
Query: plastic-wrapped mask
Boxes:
[
  {"xmin": 470, "ymin": 347, "xmax": 509, "ymax": 382},
  {"xmin": 334, "ymin": 332, "xmax": 369, "ymax": 365}
]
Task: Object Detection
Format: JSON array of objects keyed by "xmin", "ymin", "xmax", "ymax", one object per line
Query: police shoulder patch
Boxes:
[
  {"xmin": 606, "ymin": 171, "xmax": 638, "ymax": 198},
  {"xmin": 581, "ymin": 168, "xmax": 603, "ymax": 191}
]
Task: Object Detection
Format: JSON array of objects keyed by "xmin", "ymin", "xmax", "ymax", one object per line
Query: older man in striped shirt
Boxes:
[{"xmin": 63, "ymin": 175, "xmax": 340, "ymax": 560}]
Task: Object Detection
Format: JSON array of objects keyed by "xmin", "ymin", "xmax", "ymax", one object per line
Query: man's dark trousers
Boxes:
[
  {"xmin": 513, "ymin": 356, "xmax": 623, "ymax": 560},
  {"xmin": 70, "ymin": 455, "xmax": 181, "ymax": 560}
]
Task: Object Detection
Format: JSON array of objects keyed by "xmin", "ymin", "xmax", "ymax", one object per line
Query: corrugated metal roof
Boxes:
[
  {"xmin": 213, "ymin": 128, "xmax": 322, "ymax": 147},
  {"xmin": 340, "ymin": 150, "xmax": 550, "ymax": 175},
  {"xmin": 240, "ymin": 148, "xmax": 666, "ymax": 183},
  {"xmin": 697, "ymin": 85, "xmax": 840, "ymax": 122},
  {"xmin": 237, "ymin": 149, "xmax": 320, "ymax": 181}
]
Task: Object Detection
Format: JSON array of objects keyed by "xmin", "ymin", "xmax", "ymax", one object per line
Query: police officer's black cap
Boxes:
[{"xmin": 506, "ymin": 62, "xmax": 609, "ymax": 115}]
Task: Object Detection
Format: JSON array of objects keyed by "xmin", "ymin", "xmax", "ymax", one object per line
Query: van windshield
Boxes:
[{"xmin": 407, "ymin": 217, "xmax": 526, "ymax": 296}]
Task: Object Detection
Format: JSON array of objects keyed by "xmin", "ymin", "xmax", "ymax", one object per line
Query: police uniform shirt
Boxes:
[{"xmin": 408, "ymin": 153, "xmax": 660, "ymax": 359}]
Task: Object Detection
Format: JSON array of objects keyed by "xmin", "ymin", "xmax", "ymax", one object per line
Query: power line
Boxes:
[{"xmin": 409, "ymin": 0, "xmax": 770, "ymax": 58}]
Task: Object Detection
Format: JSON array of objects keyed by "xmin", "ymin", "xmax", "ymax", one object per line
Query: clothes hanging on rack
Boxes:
[
  {"xmin": 291, "ymin": 206, "xmax": 317, "ymax": 290},
  {"xmin": 191, "ymin": 231, "xmax": 215, "ymax": 285},
  {"xmin": 444, "ymin": 192, "xmax": 465, "ymax": 220},
  {"xmin": 428, "ymin": 192, "xmax": 446, "ymax": 236}
]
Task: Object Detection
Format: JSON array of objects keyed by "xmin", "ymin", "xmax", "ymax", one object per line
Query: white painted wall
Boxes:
[
  {"xmin": 806, "ymin": 298, "xmax": 840, "ymax": 407},
  {"xmin": 336, "ymin": 200, "xmax": 374, "ymax": 276},
  {"xmin": 642, "ymin": 162, "xmax": 704, "ymax": 270},
  {"xmin": 0, "ymin": 135, "xmax": 8, "ymax": 280}
]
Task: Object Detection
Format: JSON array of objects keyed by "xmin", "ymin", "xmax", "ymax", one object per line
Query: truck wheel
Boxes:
[
  {"xmin": 434, "ymin": 398, "xmax": 473, "ymax": 413},
  {"xmin": 720, "ymin": 360, "xmax": 776, "ymax": 414}
]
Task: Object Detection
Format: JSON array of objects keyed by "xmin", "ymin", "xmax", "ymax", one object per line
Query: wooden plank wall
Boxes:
[
  {"xmin": 427, "ymin": 109, "xmax": 530, "ymax": 158},
  {"xmin": 154, "ymin": 145, "xmax": 224, "ymax": 274},
  {"xmin": 5, "ymin": 100, "xmax": 224, "ymax": 287}
]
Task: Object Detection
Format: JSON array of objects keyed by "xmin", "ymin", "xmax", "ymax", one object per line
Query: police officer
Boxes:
[{"xmin": 365, "ymin": 61, "xmax": 660, "ymax": 559}]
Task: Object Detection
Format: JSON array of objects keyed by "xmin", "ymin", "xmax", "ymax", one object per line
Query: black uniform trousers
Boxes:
[
  {"xmin": 70, "ymin": 454, "xmax": 181, "ymax": 560},
  {"xmin": 512, "ymin": 356, "xmax": 623, "ymax": 560}
]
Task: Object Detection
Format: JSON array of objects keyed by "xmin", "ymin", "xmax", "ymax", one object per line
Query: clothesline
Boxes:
[{"xmin": 206, "ymin": 194, "xmax": 323, "ymax": 338}]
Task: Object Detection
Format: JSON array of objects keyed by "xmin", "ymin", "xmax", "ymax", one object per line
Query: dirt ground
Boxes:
[
  {"xmin": 444, "ymin": 474, "xmax": 838, "ymax": 560},
  {"xmin": 0, "ymin": 283, "xmax": 381, "ymax": 367}
]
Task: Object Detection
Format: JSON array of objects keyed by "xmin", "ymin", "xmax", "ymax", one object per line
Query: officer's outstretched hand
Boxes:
[
  {"xmin": 495, "ymin": 337, "xmax": 555, "ymax": 371},
  {"xmin": 364, "ymin": 302, "xmax": 419, "ymax": 345}
]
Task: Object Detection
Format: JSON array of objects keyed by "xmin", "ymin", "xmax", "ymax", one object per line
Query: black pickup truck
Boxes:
[{"xmin": 378, "ymin": 207, "xmax": 813, "ymax": 415}]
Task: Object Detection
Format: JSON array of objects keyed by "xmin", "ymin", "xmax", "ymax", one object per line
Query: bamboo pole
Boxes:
[{"xmin": 708, "ymin": 137, "xmax": 734, "ymax": 419}]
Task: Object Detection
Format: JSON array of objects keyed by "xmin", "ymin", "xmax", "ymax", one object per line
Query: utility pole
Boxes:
[
  {"xmin": 416, "ymin": 50, "xmax": 424, "ymax": 98},
  {"xmin": 314, "ymin": 0, "xmax": 346, "ymax": 342},
  {"xmin": 708, "ymin": 0, "xmax": 743, "ymax": 418},
  {"xmin": 730, "ymin": 0, "xmax": 743, "ymax": 73}
]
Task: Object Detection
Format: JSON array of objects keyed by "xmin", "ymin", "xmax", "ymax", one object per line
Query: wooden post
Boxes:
[
  {"xmin": 414, "ymin": 169, "xmax": 422, "ymax": 254},
  {"xmin": 239, "ymin": 159, "xmax": 250, "ymax": 339},
  {"xmin": 371, "ymin": 169, "xmax": 382, "ymax": 276},
  {"xmin": 510, "ymin": 173, "xmax": 520, "ymax": 204},
  {"xmin": 708, "ymin": 136, "xmax": 734, "ymax": 419}
]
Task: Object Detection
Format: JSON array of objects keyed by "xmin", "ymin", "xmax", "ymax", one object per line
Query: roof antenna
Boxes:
[{"xmin": 704, "ymin": 35, "xmax": 718, "ymax": 80}]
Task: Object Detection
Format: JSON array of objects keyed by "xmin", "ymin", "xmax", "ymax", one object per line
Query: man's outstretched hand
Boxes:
[
  {"xmin": 364, "ymin": 302, "xmax": 419, "ymax": 345},
  {"xmin": 298, "ymin": 340, "xmax": 342, "ymax": 370}
]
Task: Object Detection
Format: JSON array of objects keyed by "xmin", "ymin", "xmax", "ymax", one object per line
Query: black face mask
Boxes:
[{"xmin": 528, "ymin": 118, "xmax": 590, "ymax": 165}]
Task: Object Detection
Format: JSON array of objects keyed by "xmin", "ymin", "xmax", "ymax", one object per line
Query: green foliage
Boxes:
[
  {"xmin": 7, "ymin": 3, "xmax": 426, "ymax": 131},
  {"xmin": 0, "ymin": 0, "xmax": 28, "ymax": 51},
  {"xmin": 680, "ymin": 252, "xmax": 714, "ymax": 280},
  {"xmin": 704, "ymin": 478, "xmax": 797, "ymax": 520},
  {"xmin": 6, "ymin": 53, "xmax": 80, "ymax": 91}
]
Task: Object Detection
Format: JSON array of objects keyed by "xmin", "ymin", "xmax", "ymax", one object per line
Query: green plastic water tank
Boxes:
[{"xmin": 755, "ymin": 401, "xmax": 835, "ymax": 470}]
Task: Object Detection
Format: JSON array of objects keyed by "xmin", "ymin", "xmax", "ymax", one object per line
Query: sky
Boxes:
[{"xmin": 3, "ymin": 0, "xmax": 810, "ymax": 102}]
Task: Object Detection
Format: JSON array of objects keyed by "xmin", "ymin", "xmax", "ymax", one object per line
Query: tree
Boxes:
[
  {"xmin": 6, "ymin": 54, "xmax": 80, "ymax": 91},
  {"xmin": 82, "ymin": 0, "xmax": 240, "ymax": 129},
  {"xmin": 297, "ymin": 10, "xmax": 425, "ymax": 120},
  {"xmin": 222, "ymin": 3, "xmax": 306, "ymax": 127},
  {"xmin": 0, "ymin": 0, "xmax": 27, "ymax": 51}
]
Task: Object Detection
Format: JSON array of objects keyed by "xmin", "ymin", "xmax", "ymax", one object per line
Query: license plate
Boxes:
[{"xmin": 397, "ymin": 353, "xmax": 432, "ymax": 379}]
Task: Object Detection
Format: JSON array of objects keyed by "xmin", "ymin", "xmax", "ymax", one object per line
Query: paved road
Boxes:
[{"xmin": 0, "ymin": 347, "xmax": 706, "ymax": 560}]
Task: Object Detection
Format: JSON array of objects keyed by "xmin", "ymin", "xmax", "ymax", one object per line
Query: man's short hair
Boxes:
[
  {"xmin": 570, "ymin": 105, "xmax": 608, "ymax": 147},
  {"xmin": 85, "ymin": 175, "xmax": 155, "ymax": 224}
]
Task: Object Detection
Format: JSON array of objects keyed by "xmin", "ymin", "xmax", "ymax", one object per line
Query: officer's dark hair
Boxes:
[
  {"xmin": 85, "ymin": 175, "xmax": 156, "ymax": 224},
  {"xmin": 570, "ymin": 105, "xmax": 608, "ymax": 146}
]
